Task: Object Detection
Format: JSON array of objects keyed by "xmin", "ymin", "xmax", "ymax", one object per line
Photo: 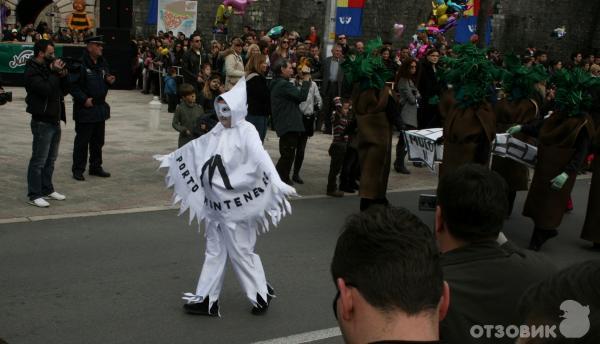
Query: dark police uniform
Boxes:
[{"xmin": 70, "ymin": 36, "xmax": 112, "ymax": 179}]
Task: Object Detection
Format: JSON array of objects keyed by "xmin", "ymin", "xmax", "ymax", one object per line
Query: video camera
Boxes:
[
  {"xmin": 60, "ymin": 57, "xmax": 83, "ymax": 74},
  {"xmin": 0, "ymin": 91, "xmax": 12, "ymax": 105}
]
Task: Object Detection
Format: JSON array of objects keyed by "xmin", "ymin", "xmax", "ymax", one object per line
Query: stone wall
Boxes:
[{"xmin": 132, "ymin": 0, "xmax": 599, "ymax": 59}]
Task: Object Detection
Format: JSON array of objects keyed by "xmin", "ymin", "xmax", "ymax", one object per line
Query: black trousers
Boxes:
[
  {"xmin": 319, "ymin": 82, "xmax": 340, "ymax": 133},
  {"xmin": 340, "ymin": 145, "xmax": 359, "ymax": 188},
  {"xmin": 327, "ymin": 142, "xmax": 347, "ymax": 192},
  {"xmin": 73, "ymin": 121, "xmax": 105, "ymax": 174},
  {"xmin": 276, "ymin": 132, "xmax": 301, "ymax": 183},
  {"xmin": 292, "ymin": 133, "xmax": 309, "ymax": 177}
]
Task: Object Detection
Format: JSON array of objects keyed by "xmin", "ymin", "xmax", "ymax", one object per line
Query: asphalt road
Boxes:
[{"xmin": 1, "ymin": 182, "xmax": 598, "ymax": 344}]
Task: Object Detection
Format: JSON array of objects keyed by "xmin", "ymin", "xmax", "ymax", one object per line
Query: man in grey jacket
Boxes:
[
  {"xmin": 319, "ymin": 44, "xmax": 344, "ymax": 134},
  {"xmin": 269, "ymin": 58, "xmax": 310, "ymax": 185}
]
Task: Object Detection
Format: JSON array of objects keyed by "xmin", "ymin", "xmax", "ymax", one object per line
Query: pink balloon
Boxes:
[
  {"xmin": 393, "ymin": 23, "xmax": 405, "ymax": 38},
  {"xmin": 223, "ymin": 0, "xmax": 252, "ymax": 14}
]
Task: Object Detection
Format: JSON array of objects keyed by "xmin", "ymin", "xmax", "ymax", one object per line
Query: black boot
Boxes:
[
  {"xmin": 394, "ymin": 136, "xmax": 410, "ymax": 174},
  {"xmin": 528, "ymin": 228, "xmax": 558, "ymax": 251},
  {"xmin": 183, "ymin": 298, "xmax": 219, "ymax": 316},
  {"xmin": 394, "ymin": 160, "xmax": 410, "ymax": 174}
]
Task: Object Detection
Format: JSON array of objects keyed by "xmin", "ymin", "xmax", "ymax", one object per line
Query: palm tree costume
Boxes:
[
  {"xmin": 493, "ymin": 57, "xmax": 549, "ymax": 215},
  {"xmin": 342, "ymin": 39, "xmax": 396, "ymax": 211},
  {"xmin": 510, "ymin": 69, "xmax": 598, "ymax": 250},
  {"xmin": 437, "ymin": 44, "xmax": 500, "ymax": 177}
]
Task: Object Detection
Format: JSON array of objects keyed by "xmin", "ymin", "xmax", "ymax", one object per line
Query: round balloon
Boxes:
[
  {"xmin": 223, "ymin": 0, "xmax": 253, "ymax": 14},
  {"xmin": 268, "ymin": 25, "xmax": 284, "ymax": 38}
]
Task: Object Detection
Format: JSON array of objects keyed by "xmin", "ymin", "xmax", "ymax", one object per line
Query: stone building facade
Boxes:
[{"xmin": 133, "ymin": 0, "xmax": 600, "ymax": 60}]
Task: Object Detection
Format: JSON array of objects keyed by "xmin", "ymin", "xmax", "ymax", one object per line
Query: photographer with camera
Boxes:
[{"xmin": 24, "ymin": 39, "xmax": 70, "ymax": 208}]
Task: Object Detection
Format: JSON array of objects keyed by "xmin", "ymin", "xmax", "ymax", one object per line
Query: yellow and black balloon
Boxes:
[{"xmin": 67, "ymin": 0, "xmax": 94, "ymax": 32}]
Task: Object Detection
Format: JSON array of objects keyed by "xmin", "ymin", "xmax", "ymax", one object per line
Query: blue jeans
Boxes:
[
  {"xmin": 27, "ymin": 120, "xmax": 61, "ymax": 200},
  {"xmin": 246, "ymin": 115, "xmax": 268, "ymax": 142}
]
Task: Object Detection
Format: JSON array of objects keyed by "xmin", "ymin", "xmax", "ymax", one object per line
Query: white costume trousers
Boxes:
[{"xmin": 194, "ymin": 223, "xmax": 268, "ymax": 307}]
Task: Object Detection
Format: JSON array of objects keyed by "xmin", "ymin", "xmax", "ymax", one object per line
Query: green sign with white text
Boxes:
[{"xmin": 0, "ymin": 44, "xmax": 63, "ymax": 73}]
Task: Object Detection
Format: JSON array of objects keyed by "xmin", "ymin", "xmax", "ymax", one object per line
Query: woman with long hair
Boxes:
[
  {"xmin": 393, "ymin": 58, "xmax": 420, "ymax": 174},
  {"xmin": 245, "ymin": 54, "xmax": 271, "ymax": 142},
  {"xmin": 269, "ymin": 38, "xmax": 289, "ymax": 72}
]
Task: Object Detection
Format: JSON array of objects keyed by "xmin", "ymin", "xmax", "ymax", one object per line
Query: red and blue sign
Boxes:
[{"xmin": 335, "ymin": 0, "xmax": 365, "ymax": 37}]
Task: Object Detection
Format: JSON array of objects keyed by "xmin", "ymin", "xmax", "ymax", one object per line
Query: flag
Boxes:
[
  {"xmin": 337, "ymin": 0, "xmax": 365, "ymax": 8},
  {"xmin": 465, "ymin": 0, "xmax": 480, "ymax": 16},
  {"xmin": 336, "ymin": 7, "xmax": 363, "ymax": 37},
  {"xmin": 455, "ymin": 16, "xmax": 492, "ymax": 45}
]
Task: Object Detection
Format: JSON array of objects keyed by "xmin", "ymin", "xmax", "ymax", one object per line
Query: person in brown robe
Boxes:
[
  {"xmin": 437, "ymin": 44, "xmax": 501, "ymax": 178},
  {"xmin": 511, "ymin": 112, "xmax": 595, "ymax": 250},
  {"xmin": 352, "ymin": 86, "xmax": 395, "ymax": 210},
  {"xmin": 491, "ymin": 97, "xmax": 541, "ymax": 215},
  {"xmin": 581, "ymin": 127, "xmax": 600, "ymax": 249},
  {"xmin": 440, "ymin": 101, "xmax": 496, "ymax": 178},
  {"xmin": 341, "ymin": 38, "xmax": 395, "ymax": 211}
]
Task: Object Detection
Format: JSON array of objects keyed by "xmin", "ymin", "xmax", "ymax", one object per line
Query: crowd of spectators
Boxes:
[{"xmin": 2, "ymin": 22, "xmax": 94, "ymax": 43}]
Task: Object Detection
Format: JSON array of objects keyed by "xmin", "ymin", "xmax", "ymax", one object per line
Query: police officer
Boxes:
[{"xmin": 70, "ymin": 35, "xmax": 115, "ymax": 181}]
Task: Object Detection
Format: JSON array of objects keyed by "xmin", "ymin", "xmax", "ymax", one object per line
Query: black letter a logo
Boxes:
[{"xmin": 200, "ymin": 155, "xmax": 234, "ymax": 190}]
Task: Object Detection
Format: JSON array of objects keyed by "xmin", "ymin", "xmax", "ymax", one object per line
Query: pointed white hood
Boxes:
[{"xmin": 214, "ymin": 77, "xmax": 248, "ymax": 128}]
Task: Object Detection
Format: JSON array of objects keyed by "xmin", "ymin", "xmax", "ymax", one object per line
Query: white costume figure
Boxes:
[{"xmin": 156, "ymin": 78, "xmax": 297, "ymax": 316}]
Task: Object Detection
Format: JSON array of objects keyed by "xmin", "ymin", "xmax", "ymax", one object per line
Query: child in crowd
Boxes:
[
  {"xmin": 164, "ymin": 67, "xmax": 179, "ymax": 113},
  {"xmin": 199, "ymin": 73, "xmax": 224, "ymax": 115},
  {"xmin": 326, "ymin": 97, "xmax": 351, "ymax": 197},
  {"xmin": 339, "ymin": 104, "xmax": 360, "ymax": 193},
  {"xmin": 172, "ymin": 83, "xmax": 204, "ymax": 148}
]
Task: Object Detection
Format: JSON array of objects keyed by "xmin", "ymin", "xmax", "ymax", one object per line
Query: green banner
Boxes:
[{"xmin": 0, "ymin": 44, "xmax": 63, "ymax": 74}]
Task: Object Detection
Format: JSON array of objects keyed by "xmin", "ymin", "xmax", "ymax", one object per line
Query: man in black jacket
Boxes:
[
  {"xmin": 436, "ymin": 164, "xmax": 556, "ymax": 344},
  {"xmin": 24, "ymin": 39, "xmax": 70, "ymax": 207},
  {"xmin": 70, "ymin": 35, "xmax": 115, "ymax": 181},
  {"xmin": 269, "ymin": 58, "xmax": 310, "ymax": 185},
  {"xmin": 181, "ymin": 33, "xmax": 205, "ymax": 101}
]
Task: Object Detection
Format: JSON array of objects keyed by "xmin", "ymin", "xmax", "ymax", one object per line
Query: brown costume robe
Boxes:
[
  {"xmin": 491, "ymin": 98, "xmax": 539, "ymax": 191},
  {"xmin": 581, "ymin": 131, "xmax": 600, "ymax": 243},
  {"xmin": 354, "ymin": 86, "xmax": 393, "ymax": 200},
  {"xmin": 523, "ymin": 113, "xmax": 595, "ymax": 229},
  {"xmin": 440, "ymin": 102, "xmax": 496, "ymax": 177}
]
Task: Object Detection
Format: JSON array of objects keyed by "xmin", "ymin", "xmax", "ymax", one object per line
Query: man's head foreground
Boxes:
[{"xmin": 331, "ymin": 205, "xmax": 448, "ymax": 343}]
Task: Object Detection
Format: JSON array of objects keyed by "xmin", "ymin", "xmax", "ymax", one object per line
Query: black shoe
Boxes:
[
  {"xmin": 283, "ymin": 179, "xmax": 294, "ymax": 186},
  {"xmin": 251, "ymin": 284, "xmax": 276, "ymax": 315},
  {"xmin": 413, "ymin": 162, "xmax": 424, "ymax": 168},
  {"xmin": 292, "ymin": 175, "xmax": 304, "ymax": 184},
  {"xmin": 394, "ymin": 162, "xmax": 410, "ymax": 174},
  {"xmin": 339, "ymin": 185, "xmax": 356, "ymax": 193},
  {"xmin": 73, "ymin": 173, "xmax": 85, "ymax": 181},
  {"xmin": 528, "ymin": 229, "xmax": 558, "ymax": 251},
  {"xmin": 89, "ymin": 169, "xmax": 111, "ymax": 178},
  {"xmin": 183, "ymin": 299, "xmax": 219, "ymax": 316}
]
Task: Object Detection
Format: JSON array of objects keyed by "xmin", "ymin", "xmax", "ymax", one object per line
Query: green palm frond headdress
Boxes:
[
  {"xmin": 552, "ymin": 68, "xmax": 600, "ymax": 116},
  {"xmin": 342, "ymin": 37, "xmax": 393, "ymax": 91},
  {"xmin": 501, "ymin": 54, "xmax": 548, "ymax": 101},
  {"xmin": 439, "ymin": 44, "xmax": 503, "ymax": 108}
]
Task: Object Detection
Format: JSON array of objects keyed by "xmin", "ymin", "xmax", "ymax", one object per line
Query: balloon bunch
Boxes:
[
  {"xmin": 406, "ymin": 0, "xmax": 472, "ymax": 59},
  {"xmin": 214, "ymin": 0, "xmax": 253, "ymax": 34},
  {"xmin": 429, "ymin": 0, "xmax": 471, "ymax": 34}
]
